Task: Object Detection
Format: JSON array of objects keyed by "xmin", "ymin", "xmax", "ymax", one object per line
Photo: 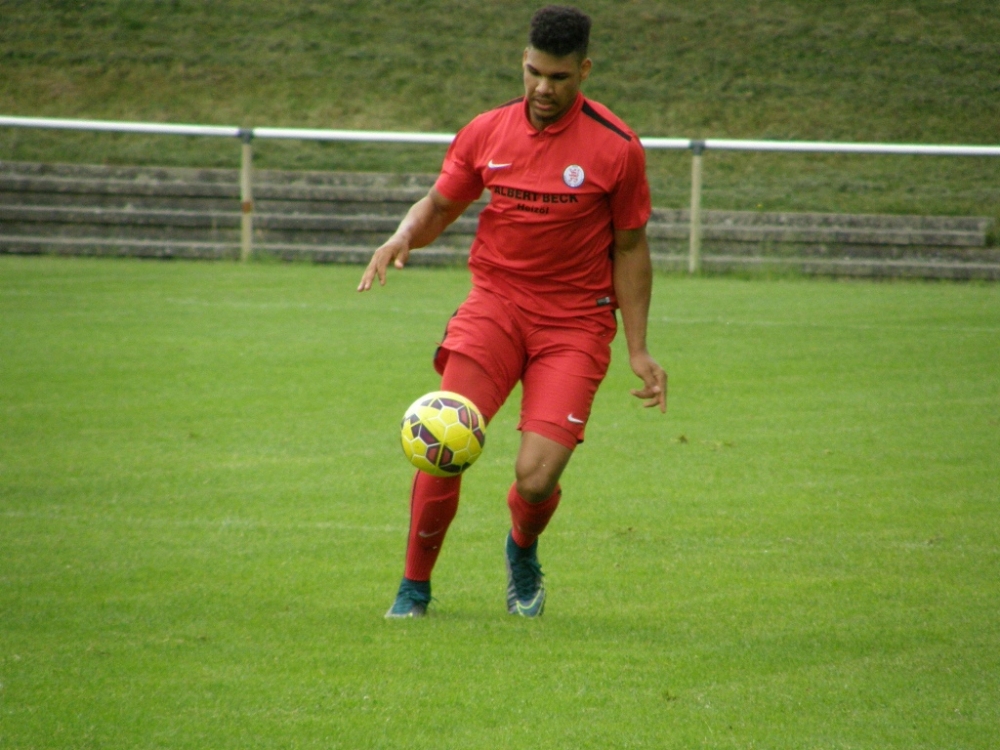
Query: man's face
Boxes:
[{"xmin": 522, "ymin": 46, "xmax": 592, "ymax": 130}]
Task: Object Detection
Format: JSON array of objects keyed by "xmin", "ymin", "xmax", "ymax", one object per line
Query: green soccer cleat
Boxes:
[
  {"xmin": 505, "ymin": 532, "xmax": 546, "ymax": 617},
  {"xmin": 384, "ymin": 578, "xmax": 432, "ymax": 619}
]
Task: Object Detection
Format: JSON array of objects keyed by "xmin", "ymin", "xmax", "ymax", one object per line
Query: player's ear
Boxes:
[{"xmin": 579, "ymin": 57, "xmax": 592, "ymax": 82}]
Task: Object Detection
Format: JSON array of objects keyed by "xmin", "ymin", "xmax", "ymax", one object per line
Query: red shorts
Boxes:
[{"xmin": 433, "ymin": 286, "xmax": 617, "ymax": 449}]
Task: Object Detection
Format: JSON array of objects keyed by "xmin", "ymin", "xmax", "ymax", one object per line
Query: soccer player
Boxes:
[{"xmin": 358, "ymin": 5, "xmax": 667, "ymax": 618}]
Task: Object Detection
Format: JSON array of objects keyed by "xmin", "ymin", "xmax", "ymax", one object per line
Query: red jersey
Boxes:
[{"xmin": 434, "ymin": 93, "xmax": 652, "ymax": 318}]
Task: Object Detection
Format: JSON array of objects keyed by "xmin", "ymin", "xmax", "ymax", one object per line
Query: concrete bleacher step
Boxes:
[
  {"xmin": 1, "ymin": 161, "xmax": 996, "ymax": 279},
  {"xmin": 1, "ymin": 235, "xmax": 238, "ymax": 260}
]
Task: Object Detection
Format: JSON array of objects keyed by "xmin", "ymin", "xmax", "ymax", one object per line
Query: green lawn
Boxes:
[{"xmin": 1, "ymin": 255, "xmax": 998, "ymax": 748}]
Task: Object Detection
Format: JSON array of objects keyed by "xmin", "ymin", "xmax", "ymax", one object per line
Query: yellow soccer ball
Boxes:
[{"xmin": 400, "ymin": 391, "xmax": 487, "ymax": 477}]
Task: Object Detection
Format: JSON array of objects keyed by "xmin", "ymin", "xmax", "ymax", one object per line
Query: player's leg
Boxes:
[
  {"xmin": 387, "ymin": 352, "xmax": 512, "ymax": 618},
  {"xmin": 510, "ymin": 335, "xmax": 609, "ymax": 545},
  {"xmin": 503, "ymin": 425, "xmax": 575, "ymax": 617},
  {"xmin": 509, "ymin": 428, "xmax": 573, "ymax": 539},
  {"xmin": 504, "ymin": 314, "xmax": 616, "ymax": 617},
  {"xmin": 388, "ymin": 292, "xmax": 524, "ymax": 618},
  {"xmin": 402, "ymin": 352, "xmax": 509, "ymax": 575}
]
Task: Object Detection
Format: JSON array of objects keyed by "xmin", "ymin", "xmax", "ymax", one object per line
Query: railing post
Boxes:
[
  {"xmin": 239, "ymin": 128, "xmax": 254, "ymax": 262},
  {"xmin": 688, "ymin": 140, "xmax": 705, "ymax": 274}
]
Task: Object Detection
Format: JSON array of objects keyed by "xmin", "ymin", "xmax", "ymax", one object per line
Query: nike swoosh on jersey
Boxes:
[
  {"xmin": 567, "ymin": 414, "xmax": 586, "ymax": 424},
  {"xmin": 487, "ymin": 160, "xmax": 513, "ymax": 169}
]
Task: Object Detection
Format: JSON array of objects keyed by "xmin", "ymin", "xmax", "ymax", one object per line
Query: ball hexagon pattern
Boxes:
[{"xmin": 400, "ymin": 391, "xmax": 486, "ymax": 477}]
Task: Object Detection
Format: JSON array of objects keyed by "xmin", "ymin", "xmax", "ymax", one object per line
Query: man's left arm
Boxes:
[{"xmin": 612, "ymin": 226, "xmax": 667, "ymax": 413}]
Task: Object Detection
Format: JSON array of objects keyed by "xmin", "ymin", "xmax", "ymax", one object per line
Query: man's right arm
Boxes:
[{"xmin": 357, "ymin": 188, "xmax": 472, "ymax": 292}]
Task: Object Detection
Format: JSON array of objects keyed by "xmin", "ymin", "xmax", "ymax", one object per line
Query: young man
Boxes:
[{"xmin": 358, "ymin": 5, "xmax": 667, "ymax": 618}]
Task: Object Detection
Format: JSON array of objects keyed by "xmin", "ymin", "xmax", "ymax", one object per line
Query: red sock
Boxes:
[
  {"xmin": 404, "ymin": 472, "xmax": 461, "ymax": 581},
  {"xmin": 507, "ymin": 483, "xmax": 562, "ymax": 549}
]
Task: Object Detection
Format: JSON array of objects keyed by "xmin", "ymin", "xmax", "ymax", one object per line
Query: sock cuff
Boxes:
[
  {"xmin": 507, "ymin": 483, "xmax": 562, "ymax": 510},
  {"xmin": 508, "ymin": 483, "xmax": 562, "ymax": 548}
]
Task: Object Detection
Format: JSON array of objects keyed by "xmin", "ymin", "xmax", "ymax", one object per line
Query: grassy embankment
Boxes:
[{"xmin": 1, "ymin": 0, "xmax": 998, "ymax": 232}]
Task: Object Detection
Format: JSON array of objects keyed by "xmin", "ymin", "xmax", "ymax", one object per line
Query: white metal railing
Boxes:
[
  {"xmin": 3, "ymin": 114, "xmax": 999, "ymax": 269},
  {"xmin": 0, "ymin": 116, "xmax": 242, "ymax": 139}
]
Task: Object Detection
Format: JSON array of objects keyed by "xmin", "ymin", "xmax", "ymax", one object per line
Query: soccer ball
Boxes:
[{"xmin": 400, "ymin": 391, "xmax": 487, "ymax": 477}]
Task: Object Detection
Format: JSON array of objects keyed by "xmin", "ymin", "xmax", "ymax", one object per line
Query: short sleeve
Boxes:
[
  {"xmin": 609, "ymin": 137, "xmax": 652, "ymax": 230},
  {"xmin": 434, "ymin": 124, "xmax": 486, "ymax": 203}
]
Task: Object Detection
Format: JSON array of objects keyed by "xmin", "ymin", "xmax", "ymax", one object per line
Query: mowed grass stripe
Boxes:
[{"xmin": 1, "ymin": 255, "xmax": 998, "ymax": 749}]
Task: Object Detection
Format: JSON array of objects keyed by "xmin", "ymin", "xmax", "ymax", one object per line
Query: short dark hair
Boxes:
[{"xmin": 529, "ymin": 5, "xmax": 591, "ymax": 59}]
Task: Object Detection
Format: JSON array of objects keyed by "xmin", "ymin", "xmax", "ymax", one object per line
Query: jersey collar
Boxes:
[{"xmin": 523, "ymin": 92, "xmax": 586, "ymax": 137}]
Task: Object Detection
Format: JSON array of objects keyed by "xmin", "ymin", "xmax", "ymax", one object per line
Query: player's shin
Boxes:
[
  {"xmin": 403, "ymin": 472, "xmax": 462, "ymax": 581},
  {"xmin": 507, "ymin": 483, "xmax": 561, "ymax": 549}
]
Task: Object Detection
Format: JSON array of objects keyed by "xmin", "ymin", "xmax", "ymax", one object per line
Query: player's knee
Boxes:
[
  {"xmin": 514, "ymin": 469, "xmax": 558, "ymax": 504},
  {"xmin": 514, "ymin": 431, "xmax": 572, "ymax": 503}
]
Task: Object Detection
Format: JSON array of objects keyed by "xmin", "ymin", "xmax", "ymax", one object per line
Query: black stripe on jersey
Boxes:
[
  {"xmin": 581, "ymin": 102, "xmax": 632, "ymax": 141},
  {"xmin": 494, "ymin": 97, "xmax": 524, "ymax": 110}
]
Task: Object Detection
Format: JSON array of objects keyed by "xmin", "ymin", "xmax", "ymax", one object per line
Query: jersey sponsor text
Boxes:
[{"xmin": 492, "ymin": 185, "xmax": 579, "ymax": 204}]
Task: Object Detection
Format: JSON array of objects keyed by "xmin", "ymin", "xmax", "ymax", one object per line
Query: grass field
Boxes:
[
  {"xmin": 2, "ymin": 0, "xmax": 999, "ymax": 227},
  {"xmin": 2, "ymin": 255, "xmax": 998, "ymax": 748}
]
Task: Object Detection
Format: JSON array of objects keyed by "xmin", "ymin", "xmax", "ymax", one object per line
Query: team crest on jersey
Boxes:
[{"xmin": 563, "ymin": 164, "xmax": 585, "ymax": 188}]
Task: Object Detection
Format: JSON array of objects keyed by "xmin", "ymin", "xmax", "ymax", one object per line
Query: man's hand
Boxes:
[
  {"xmin": 629, "ymin": 350, "xmax": 667, "ymax": 413},
  {"xmin": 356, "ymin": 189, "xmax": 473, "ymax": 293},
  {"xmin": 357, "ymin": 237, "xmax": 410, "ymax": 292},
  {"xmin": 612, "ymin": 226, "xmax": 666, "ymax": 414}
]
